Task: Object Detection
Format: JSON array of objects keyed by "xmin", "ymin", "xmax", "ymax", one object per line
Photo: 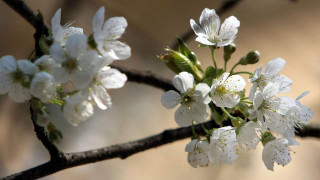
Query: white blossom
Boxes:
[
  {"xmin": 0, "ymin": 55, "xmax": 38, "ymax": 102},
  {"xmin": 30, "ymin": 72, "xmax": 58, "ymax": 102},
  {"xmin": 34, "ymin": 55, "xmax": 56, "ymax": 73},
  {"xmin": 185, "ymin": 139, "xmax": 210, "ymax": 168},
  {"xmin": 82, "ymin": 63, "xmax": 127, "ymax": 110},
  {"xmin": 237, "ymin": 121, "xmax": 261, "ymax": 150},
  {"xmin": 51, "ymin": 8, "xmax": 83, "ymax": 46},
  {"xmin": 190, "ymin": 8, "xmax": 240, "ymax": 47},
  {"xmin": 262, "ymin": 138, "xmax": 292, "ymax": 171},
  {"xmin": 211, "ymin": 73, "xmax": 246, "ymax": 108},
  {"xmin": 161, "ymin": 72, "xmax": 211, "ymax": 127},
  {"xmin": 249, "ymin": 58, "xmax": 292, "ymax": 100},
  {"xmin": 250, "ymin": 83, "xmax": 286, "ymax": 133},
  {"xmin": 92, "ymin": 6, "xmax": 131, "ymax": 62},
  {"xmin": 63, "ymin": 93, "xmax": 94, "ymax": 126},
  {"xmin": 209, "ymin": 126, "xmax": 238, "ymax": 164},
  {"xmin": 50, "ymin": 34, "xmax": 97, "ymax": 89}
]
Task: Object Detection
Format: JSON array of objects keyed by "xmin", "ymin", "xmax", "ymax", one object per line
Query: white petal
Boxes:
[
  {"xmin": 270, "ymin": 74, "xmax": 292, "ymax": 93},
  {"xmin": 0, "ymin": 55, "xmax": 17, "ymax": 73},
  {"xmin": 172, "ymin": 72, "xmax": 194, "ymax": 93},
  {"xmin": 30, "ymin": 72, "xmax": 56, "ymax": 102},
  {"xmin": 174, "ymin": 105, "xmax": 193, "ymax": 127},
  {"xmin": 296, "ymin": 91, "xmax": 310, "ymax": 101},
  {"xmin": 190, "ymin": 102, "xmax": 210, "ymax": 123},
  {"xmin": 224, "ymin": 75, "xmax": 246, "ymax": 92},
  {"xmin": 249, "ymin": 82, "xmax": 258, "ymax": 101},
  {"xmin": 53, "ymin": 66, "xmax": 69, "ymax": 83},
  {"xmin": 253, "ymin": 91, "xmax": 263, "ymax": 109},
  {"xmin": 195, "ymin": 36, "xmax": 215, "ymax": 46},
  {"xmin": 199, "ymin": 8, "xmax": 220, "ymax": 34},
  {"xmin": 262, "ymin": 83, "xmax": 280, "ymax": 99},
  {"xmin": 103, "ymin": 17, "xmax": 127, "ymax": 40},
  {"xmin": 50, "ymin": 43, "xmax": 67, "ymax": 63},
  {"xmin": 185, "ymin": 139, "xmax": 198, "ymax": 152},
  {"xmin": 212, "ymin": 93, "xmax": 240, "ymax": 108},
  {"xmin": 99, "ymin": 68, "xmax": 127, "ymax": 89},
  {"xmin": 103, "ymin": 40, "xmax": 131, "ymax": 60},
  {"xmin": 63, "ymin": 27, "xmax": 83, "ymax": 39},
  {"xmin": 194, "ymin": 83, "xmax": 211, "ymax": 104},
  {"xmin": 92, "ymin": 6, "xmax": 105, "ymax": 33},
  {"xmin": 211, "ymin": 72, "xmax": 229, "ymax": 92},
  {"xmin": 218, "ymin": 16, "xmax": 240, "ymax": 40},
  {"xmin": 17, "ymin": 60, "xmax": 38, "ymax": 75},
  {"xmin": 264, "ymin": 58, "xmax": 285, "ymax": 76},
  {"xmin": 250, "ymin": 65, "xmax": 262, "ymax": 82},
  {"xmin": 0, "ymin": 75, "xmax": 12, "ymax": 94},
  {"xmin": 71, "ymin": 69, "xmax": 93, "ymax": 89},
  {"xmin": 190, "ymin": 19, "xmax": 206, "ymax": 38},
  {"xmin": 65, "ymin": 34, "xmax": 88, "ymax": 59},
  {"xmin": 217, "ymin": 39, "xmax": 235, "ymax": 47},
  {"xmin": 161, "ymin": 90, "xmax": 181, "ymax": 109},
  {"xmin": 8, "ymin": 83, "xmax": 31, "ymax": 102},
  {"xmin": 91, "ymin": 85, "xmax": 112, "ymax": 110},
  {"xmin": 51, "ymin": 9, "xmax": 62, "ymax": 41}
]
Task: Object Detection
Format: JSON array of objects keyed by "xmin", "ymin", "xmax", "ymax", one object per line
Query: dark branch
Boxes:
[
  {"xmin": 172, "ymin": 0, "xmax": 243, "ymax": 50},
  {"xmin": 3, "ymin": 121, "xmax": 320, "ymax": 179},
  {"xmin": 2, "ymin": 0, "xmax": 38, "ymax": 28},
  {"xmin": 111, "ymin": 65, "xmax": 175, "ymax": 91}
]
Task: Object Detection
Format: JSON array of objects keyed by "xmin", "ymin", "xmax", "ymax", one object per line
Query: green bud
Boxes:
[
  {"xmin": 224, "ymin": 43, "xmax": 236, "ymax": 62},
  {"xmin": 167, "ymin": 48, "xmax": 202, "ymax": 81},
  {"xmin": 158, "ymin": 54, "xmax": 181, "ymax": 74},
  {"xmin": 239, "ymin": 50, "xmax": 260, "ymax": 65},
  {"xmin": 246, "ymin": 50, "xmax": 260, "ymax": 64},
  {"xmin": 261, "ymin": 131, "xmax": 276, "ymax": 146}
]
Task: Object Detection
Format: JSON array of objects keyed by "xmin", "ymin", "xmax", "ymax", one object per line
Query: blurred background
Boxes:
[{"xmin": 0, "ymin": 0, "xmax": 320, "ymax": 179}]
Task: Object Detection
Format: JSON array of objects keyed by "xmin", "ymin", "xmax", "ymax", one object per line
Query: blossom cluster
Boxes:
[
  {"xmin": 0, "ymin": 7, "xmax": 130, "ymax": 129},
  {"xmin": 160, "ymin": 8, "xmax": 313, "ymax": 171}
]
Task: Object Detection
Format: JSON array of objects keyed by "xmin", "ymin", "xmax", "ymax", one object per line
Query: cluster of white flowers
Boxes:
[
  {"xmin": 0, "ymin": 6, "xmax": 130, "ymax": 127},
  {"xmin": 161, "ymin": 8, "xmax": 313, "ymax": 171}
]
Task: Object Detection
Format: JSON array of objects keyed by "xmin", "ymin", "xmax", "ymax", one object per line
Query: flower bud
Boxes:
[
  {"xmin": 158, "ymin": 54, "xmax": 181, "ymax": 74},
  {"xmin": 240, "ymin": 50, "xmax": 260, "ymax": 65},
  {"xmin": 224, "ymin": 43, "xmax": 236, "ymax": 62}
]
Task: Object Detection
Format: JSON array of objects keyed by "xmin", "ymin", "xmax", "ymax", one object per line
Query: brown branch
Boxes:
[
  {"xmin": 172, "ymin": 0, "xmax": 243, "ymax": 50},
  {"xmin": 3, "ymin": 121, "xmax": 320, "ymax": 179}
]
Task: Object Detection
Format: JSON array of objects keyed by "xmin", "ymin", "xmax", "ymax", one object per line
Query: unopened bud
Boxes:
[
  {"xmin": 224, "ymin": 43, "xmax": 236, "ymax": 62},
  {"xmin": 239, "ymin": 50, "xmax": 260, "ymax": 65}
]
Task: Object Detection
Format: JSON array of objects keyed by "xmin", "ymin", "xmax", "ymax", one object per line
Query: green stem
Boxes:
[
  {"xmin": 210, "ymin": 46, "xmax": 218, "ymax": 71},
  {"xmin": 230, "ymin": 62, "xmax": 239, "ymax": 73},
  {"xmin": 224, "ymin": 60, "xmax": 227, "ymax": 72},
  {"xmin": 201, "ymin": 124, "xmax": 209, "ymax": 134},
  {"xmin": 241, "ymin": 97, "xmax": 249, "ymax": 100},
  {"xmin": 232, "ymin": 71, "xmax": 253, "ymax": 76},
  {"xmin": 220, "ymin": 107, "xmax": 236, "ymax": 121},
  {"xmin": 28, "ymin": 49, "xmax": 35, "ymax": 60},
  {"xmin": 50, "ymin": 99, "xmax": 63, "ymax": 106},
  {"xmin": 191, "ymin": 121, "xmax": 198, "ymax": 138},
  {"xmin": 240, "ymin": 100, "xmax": 253, "ymax": 104}
]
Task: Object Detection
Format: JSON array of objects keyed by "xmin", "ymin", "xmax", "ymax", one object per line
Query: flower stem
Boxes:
[
  {"xmin": 232, "ymin": 71, "xmax": 253, "ymax": 76},
  {"xmin": 210, "ymin": 46, "xmax": 218, "ymax": 71},
  {"xmin": 220, "ymin": 107, "xmax": 236, "ymax": 121},
  {"xmin": 240, "ymin": 100, "xmax": 253, "ymax": 104},
  {"xmin": 201, "ymin": 123, "xmax": 209, "ymax": 134},
  {"xmin": 191, "ymin": 121, "xmax": 198, "ymax": 138},
  {"xmin": 230, "ymin": 62, "xmax": 239, "ymax": 74},
  {"xmin": 224, "ymin": 60, "xmax": 227, "ymax": 72}
]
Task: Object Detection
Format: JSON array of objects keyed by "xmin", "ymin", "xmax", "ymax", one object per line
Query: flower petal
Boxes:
[
  {"xmin": 50, "ymin": 43, "xmax": 67, "ymax": 63},
  {"xmin": 264, "ymin": 58, "xmax": 285, "ymax": 76},
  {"xmin": 218, "ymin": 16, "xmax": 240, "ymax": 40},
  {"xmin": 92, "ymin": 6, "xmax": 105, "ymax": 33},
  {"xmin": 250, "ymin": 65, "xmax": 262, "ymax": 82},
  {"xmin": 161, "ymin": 90, "xmax": 181, "ymax": 109},
  {"xmin": 91, "ymin": 85, "xmax": 112, "ymax": 110},
  {"xmin": 8, "ymin": 83, "xmax": 31, "ymax": 102},
  {"xmin": 103, "ymin": 40, "xmax": 131, "ymax": 60},
  {"xmin": 0, "ymin": 55, "xmax": 17, "ymax": 73},
  {"xmin": 190, "ymin": 19, "xmax": 206, "ymax": 38},
  {"xmin": 195, "ymin": 36, "xmax": 215, "ymax": 46},
  {"xmin": 224, "ymin": 75, "xmax": 246, "ymax": 92},
  {"xmin": 194, "ymin": 83, "xmax": 211, "ymax": 104},
  {"xmin": 99, "ymin": 68, "xmax": 127, "ymax": 89},
  {"xmin": 174, "ymin": 105, "xmax": 193, "ymax": 127},
  {"xmin": 71, "ymin": 69, "xmax": 93, "ymax": 89},
  {"xmin": 199, "ymin": 8, "xmax": 220, "ymax": 34},
  {"xmin": 65, "ymin": 34, "xmax": 88, "ymax": 59},
  {"xmin": 103, "ymin": 17, "xmax": 127, "ymax": 40},
  {"xmin": 53, "ymin": 66, "xmax": 69, "ymax": 83},
  {"xmin": 17, "ymin": 60, "xmax": 38, "ymax": 75},
  {"xmin": 172, "ymin": 72, "xmax": 194, "ymax": 93}
]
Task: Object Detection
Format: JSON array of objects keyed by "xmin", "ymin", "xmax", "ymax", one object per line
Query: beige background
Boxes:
[{"xmin": 0, "ymin": 0, "xmax": 320, "ymax": 179}]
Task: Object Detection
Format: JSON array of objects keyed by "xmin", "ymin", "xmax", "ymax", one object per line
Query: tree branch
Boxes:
[
  {"xmin": 172, "ymin": 0, "xmax": 243, "ymax": 50},
  {"xmin": 3, "ymin": 120, "xmax": 320, "ymax": 179}
]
